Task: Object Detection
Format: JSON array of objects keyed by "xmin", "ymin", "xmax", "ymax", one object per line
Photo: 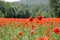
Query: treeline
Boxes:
[
  {"xmin": 0, "ymin": 0, "xmax": 60, "ymax": 18},
  {"xmin": 0, "ymin": 1, "xmax": 30, "ymax": 18},
  {"xmin": 50, "ymin": 0, "xmax": 60, "ymax": 17}
]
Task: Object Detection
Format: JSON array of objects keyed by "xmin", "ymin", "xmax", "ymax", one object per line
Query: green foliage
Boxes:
[
  {"xmin": 0, "ymin": 11, "xmax": 5, "ymax": 17},
  {"xmin": 0, "ymin": 22, "xmax": 60, "ymax": 40},
  {"xmin": 0, "ymin": 0, "xmax": 60, "ymax": 18},
  {"xmin": 50, "ymin": 0, "xmax": 60, "ymax": 17},
  {"xmin": 0, "ymin": 1, "xmax": 31, "ymax": 18}
]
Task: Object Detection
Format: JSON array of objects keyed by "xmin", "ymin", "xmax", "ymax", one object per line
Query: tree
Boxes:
[
  {"xmin": 0, "ymin": 10, "xmax": 5, "ymax": 17},
  {"xmin": 50, "ymin": 0, "xmax": 60, "ymax": 17}
]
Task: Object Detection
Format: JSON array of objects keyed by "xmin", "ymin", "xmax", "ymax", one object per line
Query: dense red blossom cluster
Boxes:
[{"xmin": 0, "ymin": 16, "xmax": 60, "ymax": 27}]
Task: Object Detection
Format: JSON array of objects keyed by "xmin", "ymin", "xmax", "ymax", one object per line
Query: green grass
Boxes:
[{"xmin": 0, "ymin": 23, "xmax": 60, "ymax": 40}]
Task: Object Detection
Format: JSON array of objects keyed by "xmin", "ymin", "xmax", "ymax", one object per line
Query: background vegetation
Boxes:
[{"xmin": 0, "ymin": 0, "xmax": 60, "ymax": 18}]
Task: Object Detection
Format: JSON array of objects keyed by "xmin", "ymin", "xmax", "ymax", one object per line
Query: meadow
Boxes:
[{"xmin": 0, "ymin": 16, "xmax": 60, "ymax": 40}]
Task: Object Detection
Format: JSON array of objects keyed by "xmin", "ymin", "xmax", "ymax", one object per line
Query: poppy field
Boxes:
[{"xmin": 0, "ymin": 16, "xmax": 60, "ymax": 40}]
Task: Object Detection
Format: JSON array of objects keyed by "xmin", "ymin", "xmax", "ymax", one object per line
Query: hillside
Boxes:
[{"xmin": 15, "ymin": 0, "xmax": 49, "ymax": 6}]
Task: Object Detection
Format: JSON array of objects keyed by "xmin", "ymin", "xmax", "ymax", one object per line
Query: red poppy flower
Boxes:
[
  {"xmin": 18, "ymin": 32, "xmax": 22, "ymax": 36},
  {"xmin": 30, "ymin": 30, "xmax": 34, "ymax": 35},
  {"xmin": 32, "ymin": 25, "xmax": 36, "ymax": 30},
  {"xmin": 38, "ymin": 37, "xmax": 44, "ymax": 40},
  {"xmin": 53, "ymin": 28, "xmax": 60, "ymax": 34},
  {"xmin": 38, "ymin": 37, "xmax": 48, "ymax": 40},
  {"xmin": 37, "ymin": 16, "xmax": 42, "ymax": 21},
  {"xmin": 31, "ymin": 31, "xmax": 34, "ymax": 34},
  {"xmin": 46, "ymin": 30, "xmax": 50, "ymax": 38},
  {"xmin": 13, "ymin": 37, "xmax": 17, "ymax": 40},
  {"xmin": 29, "ymin": 16, "xmax": 33, "ymax": 22}
]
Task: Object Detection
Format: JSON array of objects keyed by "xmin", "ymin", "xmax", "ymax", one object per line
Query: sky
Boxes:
[{"xmin": 4, "ymin": 0, "xmax": 21, "ymax": 2}]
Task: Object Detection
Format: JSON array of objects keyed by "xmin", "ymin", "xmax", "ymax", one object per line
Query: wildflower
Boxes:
[
  {"xmin": 18, "ymin": 32, "xmax": 22, "ymax": 36},
  {"xmin": 38, "ymin": 16, "xmax": 42, "ymax": 21},
  {"xmin": 29, "ymin": 16, "xmax": 33, "ymax": 22},
  {"xmin": 38, "ymin": 37, "xmax": 48, "ymax": 40},
  {"xmin": 13, "ymin": 37, "xmax": 17, "ymax": 40},
  {"xmin": 30, "ymin": 30, "xmax": 34, "ymax": 35},
  {"xmin": 53, "ymin": 28, "xmax": 60, "ymax": 34},
  {"xmin": 46, "ymin": 30, "xmax": 50, "ymax": 38},
  {"xmin": 32, "ymin": 25, "xmax": 36, "ymax": 30},
  {"xmin": 31, "ymin": 31, "xmax": 34, "ymax": 34}
]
